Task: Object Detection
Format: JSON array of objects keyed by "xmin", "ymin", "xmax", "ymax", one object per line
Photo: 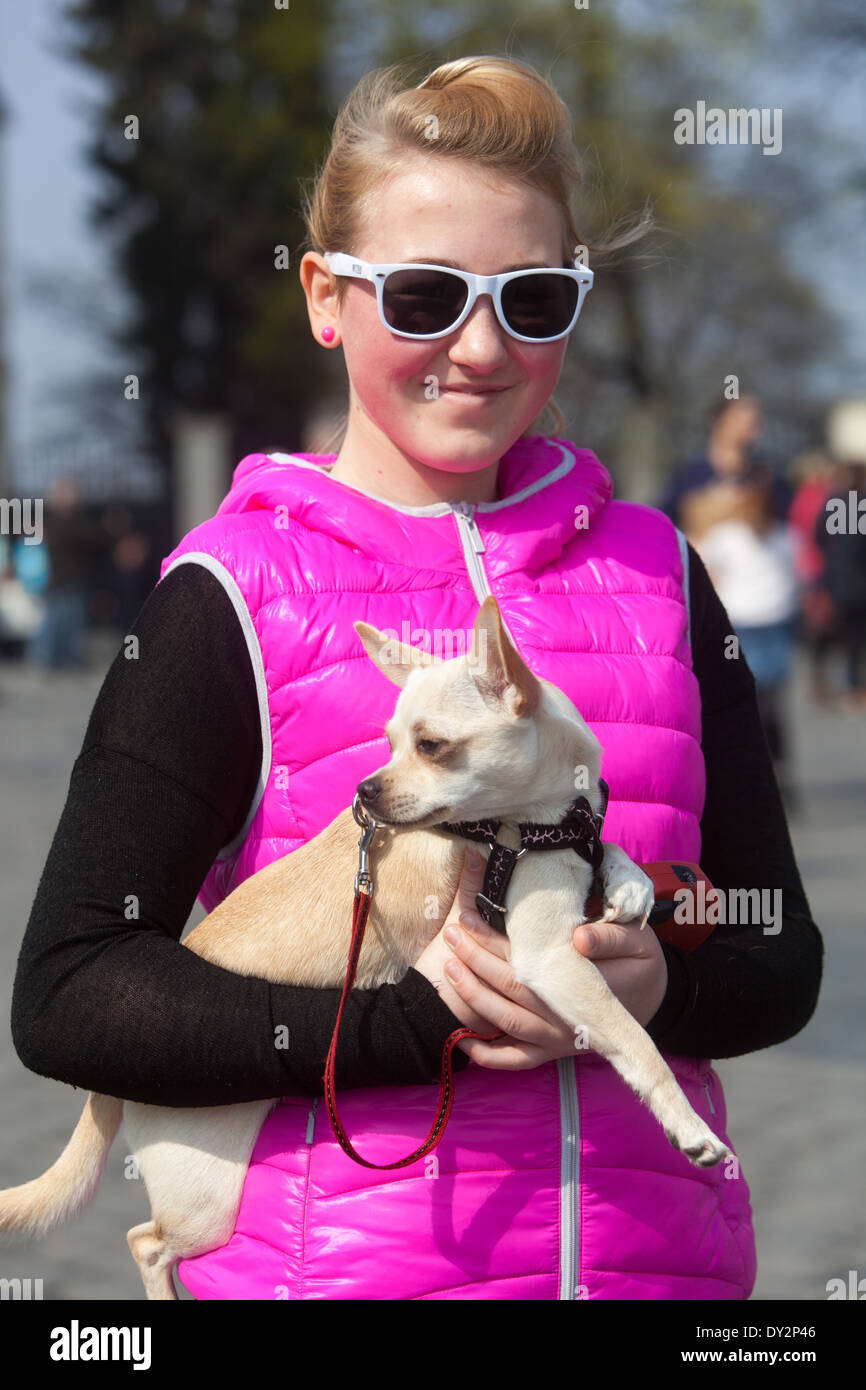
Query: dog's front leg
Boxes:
[
  {"xmin": 597, "ymin": 842, "xmax": 655, "ymax": 928},
  {"xmin": 506, "ymin": 901, "xmax": 730, "ymax": 1168}
]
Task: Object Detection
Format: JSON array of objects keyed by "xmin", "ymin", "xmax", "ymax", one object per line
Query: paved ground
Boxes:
[{"xmin": 0, "ymin": 630, "xmax": 862, "ymax": 1301}]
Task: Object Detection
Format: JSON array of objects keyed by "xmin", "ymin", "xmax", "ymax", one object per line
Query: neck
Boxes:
[{"xmin": 327, "ymin": 401, "xmax": 503, "ymax": 506}]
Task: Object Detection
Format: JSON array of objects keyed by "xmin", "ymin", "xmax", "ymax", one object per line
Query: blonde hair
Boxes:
[{"xmin": 298, "ymin": 54, "xmax": 648, "ymax": 452}]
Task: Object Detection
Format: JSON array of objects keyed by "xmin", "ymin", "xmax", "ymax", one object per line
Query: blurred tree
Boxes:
[{"xmin": 62, "ymin": 0, "xmax": 340, "ymax": 488}]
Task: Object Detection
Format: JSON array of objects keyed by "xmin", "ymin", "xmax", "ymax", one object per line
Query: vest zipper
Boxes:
[
  {"xmin": 450, "ymin": 498, "xmax": 581, "ymax": 1299},
  {"xmin": 703, "ymin": 1081, "xmax": 716, "ymax": 1115},
  {"xmin": 305, "ymin": 1096, "xmax": 319, "ymax": 1143},
  {"xmin": 557, "ymin": 1056, "xmax": 580, "ymax": 1300},
  {"xmin": 451, "ymin": 501, "xmax": 490, "ymax": 601}
]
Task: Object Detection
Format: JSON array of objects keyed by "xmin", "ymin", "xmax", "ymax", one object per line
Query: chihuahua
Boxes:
[{"xmin": 0, "ymin": 597, "xmax": 730, "ymax": 1298}]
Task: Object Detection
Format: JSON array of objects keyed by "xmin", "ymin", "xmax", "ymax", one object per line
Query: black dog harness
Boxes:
[{"xmin": 435, "ymin": 778, "xmax": 610, "ymax": 933}]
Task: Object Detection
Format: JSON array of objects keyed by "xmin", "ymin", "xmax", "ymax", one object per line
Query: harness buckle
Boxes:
[{"xmin": 475, "ymin": 892, "xmax": 508, "ymax": 918}]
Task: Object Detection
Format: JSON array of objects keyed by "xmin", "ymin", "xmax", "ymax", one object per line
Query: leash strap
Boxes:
[
  {"xmin": 323, "ymin": 884, "xmax": 503, "ymax": 1169},
  {"xmin": 323, "ymin": 783, "xmax": 609, "ymax": 1167}
]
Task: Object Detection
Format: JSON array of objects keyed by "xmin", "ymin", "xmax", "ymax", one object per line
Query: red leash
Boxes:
[
  {"xmin": 323, "ymin": 804, "xmax": 717, "ymax": 1167},
  {"xmin": 323, "ymin": 803, "xmax": 502, "ymax": 1169}
]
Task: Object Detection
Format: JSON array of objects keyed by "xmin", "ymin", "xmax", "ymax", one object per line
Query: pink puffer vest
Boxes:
[{"xmin": 159, "ymin": 435, "xmax": 757, "ymax": 1300}]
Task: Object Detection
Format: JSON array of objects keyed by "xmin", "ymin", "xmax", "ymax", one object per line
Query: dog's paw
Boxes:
[
  {"xmin": 600, "ymin": 861, "xmax": 655, "ymax": 929},
  {"xmin": 665, "ymin": 1123, "xmax": 733, "ymax": 1169}
]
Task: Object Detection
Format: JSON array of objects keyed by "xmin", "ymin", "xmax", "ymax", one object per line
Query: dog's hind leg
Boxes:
[
  {"xmin": 127, "ymin": 1220, "xmax": 179, "ymax": 1301},
  {"xmin": 122, "ymin": 1098, "xmax": 274, "ymax": 1298}
]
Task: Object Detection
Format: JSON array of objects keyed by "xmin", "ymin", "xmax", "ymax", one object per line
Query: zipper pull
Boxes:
[
  {"xmin": 305, "ymin": 1096, "xmax": 319, "ymax": 1144},
  {"xmin": 702, "ymin": 1081, "xmax": 716, "ymax": 1115},
  {"xmin": 453, "ymin": 500, "xmax": 486, "ymax": 553}
]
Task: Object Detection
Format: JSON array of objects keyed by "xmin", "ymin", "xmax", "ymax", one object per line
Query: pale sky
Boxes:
[{"xmin": 1, "ymin": 0, "xmax": 125, "ymax": 463}]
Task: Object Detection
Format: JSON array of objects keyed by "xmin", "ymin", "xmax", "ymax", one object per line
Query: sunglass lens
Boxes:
[
  {"xmin": 382, "ymin": 269, "xmax": 467, "ymax": 335},
  {"xmin": 501, "ymin": 273, "xmax": 579, "ymax": 338}
]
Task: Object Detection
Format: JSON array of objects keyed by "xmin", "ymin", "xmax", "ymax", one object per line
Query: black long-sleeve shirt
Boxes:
[{"xmin": 10, "ymin": 545, "xmax": 823, "ymax": 1106}]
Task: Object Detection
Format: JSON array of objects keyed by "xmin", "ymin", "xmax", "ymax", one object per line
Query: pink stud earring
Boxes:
[{"xmin": 321, "ymin": 326, "xmax": 335, "ymax": 343}]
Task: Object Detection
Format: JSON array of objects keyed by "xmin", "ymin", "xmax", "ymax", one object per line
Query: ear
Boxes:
[
  {"xmin": 354, "ymin": 620, "xmax": 437, "ymax": 689},
  {"xmin": 470, "ymin": 597, "xmax": 541, "ymax": 717}
]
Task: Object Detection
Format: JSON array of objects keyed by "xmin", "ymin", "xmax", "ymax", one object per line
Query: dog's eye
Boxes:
[{"xmin": 416, "ymin": 739, "xmax": 445, "ymax": 756}]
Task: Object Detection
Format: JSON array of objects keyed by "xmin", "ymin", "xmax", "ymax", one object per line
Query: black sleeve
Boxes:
[
  {"xmin": 10, "ymin": 561, "xmax": 469, "ymax": 1108},
  {"xmin": 644, "ymin": 543, "xmax": 824, "ymax": 1059}
]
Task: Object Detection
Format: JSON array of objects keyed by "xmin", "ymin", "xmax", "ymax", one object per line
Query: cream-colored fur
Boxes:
[{"xmin": 0, "ymin": 597, "xmax": 731, "ymax": 1299}]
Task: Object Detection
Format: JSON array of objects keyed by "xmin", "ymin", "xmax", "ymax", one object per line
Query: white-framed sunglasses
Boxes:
[{"xmin": 322, "ymin": 251, "xmax": 594, "ymax": 342}]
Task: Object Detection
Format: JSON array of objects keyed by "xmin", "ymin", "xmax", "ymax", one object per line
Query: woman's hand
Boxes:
[
  {"xmin": 570, "ymin": 919, "xmax": 668, "ymax": 1028},
  {"xmin": 412, "ymin": 850, "xmax": 669, "ymax": 1070}
]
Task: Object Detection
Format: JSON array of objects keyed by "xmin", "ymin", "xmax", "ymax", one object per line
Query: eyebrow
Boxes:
[{"xmin": 404, "ymin": 256, "xmax": 553, "ymax": 271}]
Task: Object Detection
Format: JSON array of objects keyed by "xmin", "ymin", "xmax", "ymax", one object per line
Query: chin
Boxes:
[{"xmin": 406, "ymin": 433, "xmax": 511, "ymax": 473}]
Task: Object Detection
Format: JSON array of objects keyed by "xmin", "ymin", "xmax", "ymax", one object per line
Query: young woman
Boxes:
[{"xmin": 11, "ymin": 55, "xmax": 822, "ymax": 1300}]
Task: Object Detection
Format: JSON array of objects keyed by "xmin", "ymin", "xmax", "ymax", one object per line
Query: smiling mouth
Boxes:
[{"xmin": 442, "ymin": 386, "xmax": 510, "ymax": 394}]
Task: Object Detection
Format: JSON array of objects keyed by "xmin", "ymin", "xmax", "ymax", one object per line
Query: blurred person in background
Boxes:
[
  {"xmin": 99, "ymin": 503, "xmax": 154, "ymax": 633},
  {"xmin": 788, "ymin": 451, "xmax": 837, "ymax": 702},
  {"xmin": 659, "ymin": 396, "xmax": 798, "ymax": 804},
  {"xmin": 658, "ymin": 394, "xmax": 792, "ymax": 535},
  {"xmin": 28, "ymin": 476, "xmax": 114, "ymax": 671},
  {"xmin": 814, "ymin": 461, "xmax": 866, "ymax": 711},
  {"xmin": 687, "ymin": 475, "xmax": 800, "ymax": 808}
]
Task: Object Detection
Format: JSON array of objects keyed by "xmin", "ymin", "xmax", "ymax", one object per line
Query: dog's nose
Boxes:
[{"xmin": 357, "ymin": 778, "xmax": 382, "ymax": 805}]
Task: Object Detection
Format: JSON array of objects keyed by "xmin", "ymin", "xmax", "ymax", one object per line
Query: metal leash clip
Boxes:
[{"xmin": 352, "ymin": 793, "xmax": 378, "ymax": 897}]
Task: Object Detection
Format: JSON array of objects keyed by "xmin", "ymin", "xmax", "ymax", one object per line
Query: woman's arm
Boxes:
[
  {"xmin": 643, "ymin": 542, "xmax": 823, "ymax": 1058},
  {"xmin": 10, "ymin": 562, "xmax": 468, "ymax": 1107},
  {"xmin": 434, "ymin": 543, "xmax": 824, "ymax": 1066}
]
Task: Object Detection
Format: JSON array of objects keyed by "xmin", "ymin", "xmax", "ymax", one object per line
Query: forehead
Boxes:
[
  {"xmin": 386, "ymin": 662, "xmax": 482, "ymax": 735},
  {"xmin": 356, "ymin": 155, "xmax": 566, "ymax": 270}
]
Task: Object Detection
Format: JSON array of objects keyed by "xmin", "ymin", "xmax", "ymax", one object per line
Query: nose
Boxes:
[
  {"xmin": 449, "ymin": 298, "xmax": 510, "ymax": 364},
  {"xmin": 357, "ymin": 778, "xmax": 382, "ymax": 805}
]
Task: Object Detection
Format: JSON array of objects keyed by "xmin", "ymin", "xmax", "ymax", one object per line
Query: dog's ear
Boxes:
[
  {"xmin": 354, "ymin": 620, "xmax": 437, "ymax": 689},
  {"xmin": 470, "ymin": 597, "xmax": 541, "ymax": 717}
]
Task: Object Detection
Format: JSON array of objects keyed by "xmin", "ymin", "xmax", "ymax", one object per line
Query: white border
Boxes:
[
  {"xmin": 161, "ymin": 552, "xmax": 272, "ymax": 861},
  {"xmin": 674, "ymin": 525, "xmax": 692, "ymax": 651}
]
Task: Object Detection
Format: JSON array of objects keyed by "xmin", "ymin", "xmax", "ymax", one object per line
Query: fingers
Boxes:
[
  {"xmin": 443, "ymin": 924, "xmax": 518, "ymax": 999},
  {"xmin": 442, "ymin": 926, "xmax": 562, "ymax": 1042},
  {"xmin": 446, "ymin": 850, "xmax": 488, "ymax": 921},
  {"xmin": 459, "ymin": 848, "xmax": 488, "ymax": 887},
  {"xmin": 456, "ymin": 910, "xmax": 511, "ymax": 959},
  {"xmin": 455, "ymin": 1036, "xmax": 545, "ymax": 1069},
  {"xmin": 573, "ymin": 918, "xmax": 645, "ymax": 958}
]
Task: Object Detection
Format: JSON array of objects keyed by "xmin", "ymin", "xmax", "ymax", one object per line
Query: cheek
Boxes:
[
  {"xmin": 341, "ymin": 296, "xmax": 429, "ymax": 394},
  {"xmin": 518, "ymin": 342, "xmax": 567, "ymax": 389}
]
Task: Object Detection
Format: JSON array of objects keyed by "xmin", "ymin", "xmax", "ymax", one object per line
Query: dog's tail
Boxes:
[{"xmin": 0, "ymin": 1092, "xmax": 122, "ymax": 1241}]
